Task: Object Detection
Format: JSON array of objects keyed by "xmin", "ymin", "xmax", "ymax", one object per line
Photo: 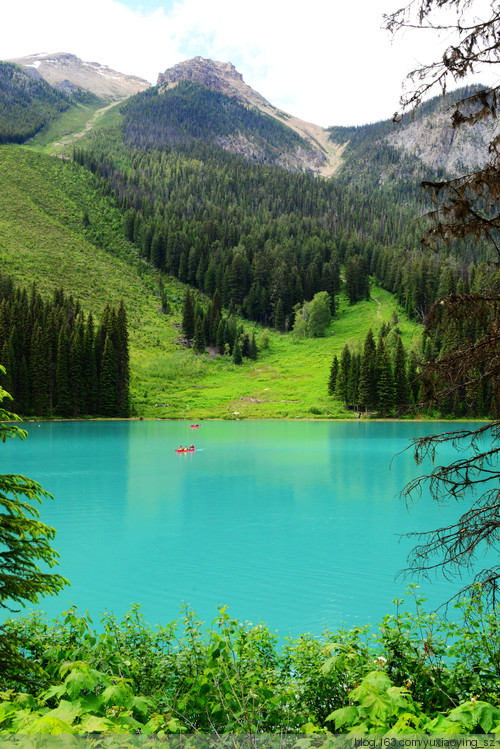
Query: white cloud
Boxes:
[{"xmin": 2, "ymin": 0, "xmax": 498, "ymax": 127}]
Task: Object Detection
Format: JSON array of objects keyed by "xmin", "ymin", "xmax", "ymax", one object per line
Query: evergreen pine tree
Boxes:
[
  {"xmin": 55, "ymin": 327, "xmax": 72, "ymax": 417},
  {"xmin": 394, "ymin": 336, "xmax": 410, "ymax": 409},
  {"xmin": 376, "ymin": 338, "xmax": 396, "ymax": 415},
  {"xmin": 328, "ymin": 355, "xmax": 339, "ymax": 395},
  {"xmin": 241, "ymin": 334, "xmax": 251, "ymax": 358},
  {"xmin": 358, "ymin": 328, "xmax": 377, "ymax": 412},
  {"xmin": 182, "ymin": 289, "xmax": 195, "ymax": 344},
  {"xmin": 407, "ymin": 351, "xmax": 420, "ymax": 406},
  {"xmin": 29, "ymin": 323, "xmax": 50, "ymax": 416},
  {"xmin": 275, "ymin": 299, "xmax": 286, "ymax": 332},
  {"xmin": 233, "ymin": 338, "xmax": 243, "ymax": 365},
  {"xmin": 347, "ymin": 353, "xmax": 361, "ymax": 410},
  {"xmin": 99, "ymin": 335, "xmax": 118, "ymax": 416},
  {"xmin": 225, "ymin": 317, "xmax": 236, "ymax": 354},
  {"xmin": 115, "ymin": 302, "xmax": 130, "ymax": 417},
  {"xmin": 336, "ymin": 344, "xmax": 351, "ymax": 405},
  {"xmin": 193, "ymin": 315, "xmax": 206, "ymax": 354},
  {"xmin": 216, "ymin": 319, "xmax": 225, "ymax": 355},
  {"xmin": 84, "ymin": 312, "xmax": 99, "ymax": 415},
  {"xmin": 69, "ymin": 322, "xmax": 84, "ymax": 418},
  {"xmin": 249, "ymin": 333, "xmax": 258, "ymax": 360}
]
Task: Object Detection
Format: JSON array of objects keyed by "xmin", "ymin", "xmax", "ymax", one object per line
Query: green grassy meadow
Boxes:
[
  {"xmin": 27, "ymin": 100, "xmax": 118, "ymax": 156},
  {"xmin": 0, "ymin": 143, "xmax": 421, "ymax": 419}
]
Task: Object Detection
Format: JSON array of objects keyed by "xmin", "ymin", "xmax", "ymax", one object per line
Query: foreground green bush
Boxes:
[{"xmin": 2, "ymin": 589, "xmax": 500, "ymax": 734}]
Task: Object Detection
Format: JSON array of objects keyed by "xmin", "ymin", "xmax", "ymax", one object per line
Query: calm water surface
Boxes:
[{"xmin": 2, "ymin": 420, "xmax": 485, "ymax": 636}]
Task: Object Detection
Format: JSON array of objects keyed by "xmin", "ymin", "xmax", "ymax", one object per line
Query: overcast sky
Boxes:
[{"xmin": 2, "ymin": 0, "xmax": 497, "ymax": 127}]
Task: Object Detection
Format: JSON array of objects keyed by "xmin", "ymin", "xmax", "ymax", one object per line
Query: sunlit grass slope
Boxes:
[
  {"xmin": 0, "ymin": 144, "xmax": 421, "ymax": 419},
  {"xmin": 136, "ymin": 288, "xmax": 421, "ymax": 421},
  {"xmin": 27, "ymin": 99, "xmax": 117, "ymax": 156}
]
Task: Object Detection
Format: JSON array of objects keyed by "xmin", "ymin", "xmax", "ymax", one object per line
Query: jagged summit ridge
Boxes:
[
  {"xmin": 6, "ymin": 52, "xmax": 150, "ymax": 102},
  {"xmin": 157, "ymin": 56, "xmax": 271, "ymax": 110},
  {"xmin": 157, "ymin": 57, "xmax": 344, "ymax": 177}
]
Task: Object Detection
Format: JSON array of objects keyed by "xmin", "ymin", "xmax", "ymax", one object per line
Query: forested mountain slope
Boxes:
[
  {"xmin": 328, "ymin": 86, "xmax": 499, "ymax": 182},
  {"xmin": 0, "ymin": 56, "xmax": 497, "ymax": 419},
  {"xmin": 0, "ymin": 62, "xmax": 71, "ymax": 143},
  {"xmin": 0, "ymin": 145, "xmax": 421, "ymax": 419},
  {"xmin": 156, "ymin": 57, "xmax": 343, "ymax": 175},
  {"xmin": 77, "ymin": 80, "xmax": 487, "ymax": 332}
]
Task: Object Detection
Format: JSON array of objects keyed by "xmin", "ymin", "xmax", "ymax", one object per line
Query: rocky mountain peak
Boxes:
[
  {"xmin": 6, "ymin": 52, "xmax": 150, "ymax": 102},
  {"xmin": 157, "ymin": 57, "xmax": 270, "ymax": 109},
  {"xmin": 157, "ymin": 57, "xmax": 344, "ymax": 177}
]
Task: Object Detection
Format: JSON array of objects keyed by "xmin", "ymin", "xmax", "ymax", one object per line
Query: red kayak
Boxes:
[
  {"xmin": 190, "ymin": 424, "xmax": 200, "ymax": 428},
  {"xmin": 175, "ymin": 447, "xmax": 196, "ymax": 453}
]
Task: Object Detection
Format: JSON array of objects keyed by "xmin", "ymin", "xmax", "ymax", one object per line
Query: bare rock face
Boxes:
[
  {"xmin": 157, "ymin": 57, "xmax": 270, "ymax": 109},
  {"xmin": 387, "ymin": 103, "xmax": 500, "ymax": 175},
  {"xmin": 157, "ymin": 57, "xmax": 344, "ymax": 177},
  {"xmin": 7, "ymin": 52, "xmax": 151, "ymax": 102}
]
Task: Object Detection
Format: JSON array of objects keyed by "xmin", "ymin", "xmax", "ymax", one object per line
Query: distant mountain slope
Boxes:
[
  {"xmin": 6, "ymin": 52, "xmax": 150, "ymax": 102},
  {"xmin": 328, "ymin": 86, "xmax": 499, "ymax": 182},
  {"xmin": 0, "ymin": 145, "xmax": 417, "ymax": 420},
  {"xmin": 157, "ymin": 57, "xmax": 344, "ymax": 175},
  {"xmin": 121, "ymin": 80, "xmax": 327, "ymax": 172},
  {"xmin": 0, "ymin": 61, "xmax": 71, "ymax": 143}
]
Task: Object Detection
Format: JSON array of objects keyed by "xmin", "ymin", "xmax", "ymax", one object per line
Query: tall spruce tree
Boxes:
[
  {"xmin": 115, "ymin": 302, "xmax": 130, "ymax": 417},
  {"xmin": 55, "ymin": 327, "xmax": 72, "ymax": 417},
  {"xmin": 233, "ymin": 338, "xmax": 243, "ymax": 365},
  {"xmin": 193, "ymin": 315, "xmax": 206, "ymax": 354},
  {"xmin": 182, "ymin": 288, "xmax": 195, "ymax": 344},
  {"xmin": 274, "ymin": 299, "xmax": 286, "ymax": 332},
  {"xmin": 376, "ymin": 338, "xmax": 396, "ymax": 415},
  {"xmin": 394, "ymin": 336, "xmax": 410, "ymax": 409},
  {"xmin": 358, "ymin": 328, "xmax": 377, "ymax": 412},
  {"xmin": 99, "ymin": 335, "xmax": 118, "ymax": 417},
  {"xmin": 328, "ymin": 355, "xmax": 339, "ymax": 396},
  {"xmin": 336, "ymin": 345, "xmax": 351, "ymax": 405}
]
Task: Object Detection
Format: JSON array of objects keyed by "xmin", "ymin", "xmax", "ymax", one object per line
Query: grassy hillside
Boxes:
[
  {"xmin": 0, "ymin": 144, "xmax": 420, "ymax": 419},
  {"xmin": 27, "ymin": 98, "xmax": 114, "ymax": 155}
]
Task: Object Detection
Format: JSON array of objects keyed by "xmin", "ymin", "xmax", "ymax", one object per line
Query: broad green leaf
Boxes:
[
  {"xmin": 360, "ymin": 671, "xmax": 393, "ymax": 692},
  {"xmin": 9, "ymin": 708, "xmax": 36, "ymax": 733},
  {"xmin": 320, "ymin": 656, "xmax": 339, "ymax": 674},
  {"xmin": 0, "ymin": 702, "xmax": 17, "ymax": 725},
  {"xmin": 74, "ymin": 694, "xmax": 103, "ymax": 714},
  {"xmin": 41, "ymin": 684, "xmax": 66, "ymax": 702},
  {"xmin": 13, "ymin": 693, "xmax": 37, "ymax": 709},
  {"xmin": 357, "ymin": 689, "xmax": 392, "ymax": 722},
  {"xmin": 472, "ymin": 702, "xmax": 500, "ymax": 733},
  {"xmin": 63, "ymin": 668, "xmax": 94, "ymax": 699},
  {"xmin": 389, "ymin": 712, "xmax": 423, "ymax": 733},
  {"xmin": 77, "ymin": 715, "xmax": 116, "ymax": 733},
  {"xmin": 387, "ymin": 685, "xmax": 413, "ymax": 710},
  {"xmin": 101, "ymin": 683, "xmax": 133, "ymax": 708},
  {"xmin": 327, "ymin": 705, "xmax": 358, "ymax": 730},
  {"xmin": 44, "ymin": 699, "xmax": 82, "ymax": 725},
  {"xmin": 131, "ymin": 695, "xmax": 152, "ymax": 720},
  {"xmin": 22, "ymin": 715, "xmax": 75, "ymax": 734}
]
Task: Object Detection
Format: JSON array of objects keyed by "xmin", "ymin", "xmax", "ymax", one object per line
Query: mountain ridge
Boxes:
[
  {"xmin": 5, "ymin": 52, "xmax": 150, "ymax": 102},
  {"xmin": 157, "ymin": 57, "xmax": 345, "ymax": 176}
]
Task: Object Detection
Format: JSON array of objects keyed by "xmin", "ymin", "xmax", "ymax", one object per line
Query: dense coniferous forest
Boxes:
[
  {"xmin": 329, "ymin": 317, "xmax": 497, "ymax": 418},
  {"xmin": 122, "ymin": 81, "xmax": 310, "ymax": 157},
  {"xmin": 0, "ymin": 62, "xmax": 72, "ymax": 144},
  {"xmin": 0, "ymin": 275, "xmax": 130, "ymax": 417},
  {"xmin": 72, "ymin": 82, "xmax": 496, "ymax": 346}
]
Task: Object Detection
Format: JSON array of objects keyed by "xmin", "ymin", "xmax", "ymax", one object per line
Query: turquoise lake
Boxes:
[{"xmin": 2, "ymin": 420, "xmax": 486, "ymax": 637}]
